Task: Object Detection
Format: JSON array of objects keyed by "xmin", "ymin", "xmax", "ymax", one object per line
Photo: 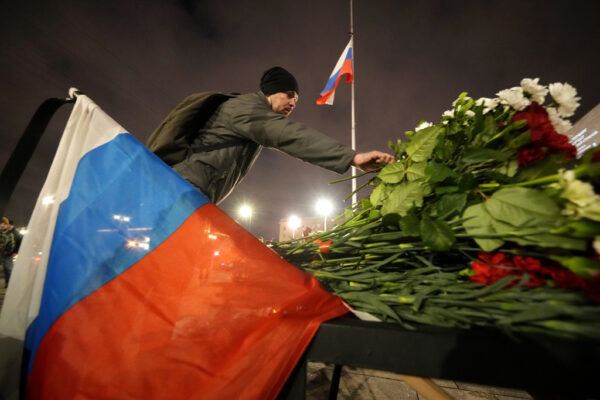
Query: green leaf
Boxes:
[
  {"xmin": 378, "ymin": 162, "xmax": 405, "ymax": 184},
  {"xmin": 425, "ymin": 162, "xmax": 457, "ymax": 183},
  {"xmin": 506, "ymin": 130, "xmax": 531, "ymax": 150},
  {"xmin": 369, "ymin": 209, "xmax": 382, "ymax": 220},
  {"xmin": 381, "ymin": 181, "xmax": 426, "ymax": 217},
  {"xmin": 473, "ymin": 115, "xmax": 497, "ymax": 145},
  {"xmin": 344, "ymin": 207, "xmax": 354, "ymax": 221},
  {"xmin": 494, "ymin": 160, "xmax": 519, "ymax": 178},
  {"xmin": 487, "ymin": 214, "xmax": 587, "ymax": 250},
  {"xmin": 370, "ymin": 184, "xmax": 387, "ymax": 207},
  {"xmin": 435, "ymin": 186, "xmax": 459, "ymax": 195},
  {"xmin": 436, "ymin": 193, "xmax": 467, "ymax": 218},
  {"xmin": 406, "ymin": 162, "xmax": 428, "ymax": 181},
  {"xmin": 462, "ymin": 203, "xmax": 504, "ymax": 251},
  {"xmin": 420, "ymin": 215, "xmax": 455, "ymax": 251},
  {"xmin": 399, "ymin": 212, "xmax": 420, "ymax": 236},
  {"xmin": 361, "ymin": 198, "xmax": 372, "ymax": 210},
  {"xmin": 551, "ymin": 219, "xmax": 600, "ymax": 238},
  {"xmin": 529, "ymin": 234, "xmax": 587, "ymax": 251},
  {"xmin": 434, "ymin": 139, "xmax": 454, "ymax": 160},
  {"xmin": 515, "ymin": 153, "xmax": 565, "ymax": 181},
  {"xmin": 488, "ymin": 217, "xmax": 539, "ymax": 246},
  {"xmin": 461, "ymin": 148, "xmax": 511, "ymax": 165},
  {"xmin": 458, "ymin": 173, "xmax": 476, "ymax": 192},
  {"xmin": 485, "ymin": 187, "xmax": 560, "ymax": 229},
  {"xmin": 548, "ymin": 255, "xmax": 600, "ymax": 279},
  {"xmin": 388, "ymin": 139, "xmax": 407, "ymax": 156},
  {"xmin": 406, "ymin": 125, "xmax": 443, "ymax": 162},
  {"xmin": 382, "ymin": 213, "xmax": 401, "ymax": 227}
]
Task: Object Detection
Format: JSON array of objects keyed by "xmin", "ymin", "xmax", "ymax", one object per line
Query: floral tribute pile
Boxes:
[{"xmin": 274, "ymin": 79, "xmax": 600, "ymax": 340}]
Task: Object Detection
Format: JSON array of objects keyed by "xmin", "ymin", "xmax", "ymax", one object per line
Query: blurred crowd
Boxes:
[{"xmin": 0, "ymin": 216, "xmax": 22, "ymax": 288}]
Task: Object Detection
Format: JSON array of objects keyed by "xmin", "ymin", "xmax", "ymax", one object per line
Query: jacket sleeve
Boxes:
[{"xmin": 224, "ymin": 98, "xmax": 356, "ymax": 174}]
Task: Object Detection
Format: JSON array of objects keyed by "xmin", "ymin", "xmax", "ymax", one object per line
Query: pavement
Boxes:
[{"xmin": 305, "ymin": 362, "xmax": 533, "ymax": 400}]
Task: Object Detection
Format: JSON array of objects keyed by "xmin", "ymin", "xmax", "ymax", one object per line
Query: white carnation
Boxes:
[
  {"xmin": 465, "ymin": 110, "xmax": 475, "ymax": 118},
  {"xmin": 549, "ymin": 82, "xmax": 580, "ymax": 118},
  {"xmin": 547, "ymin": 107, "xmax": 572, "ymax": 134},
  {"xmin": 415, "ymin": 121, "xmax": 433, "ymax": 132},
  {"xmin": 496, "ymin": 87, "xmax": 530, "ymax": 111},
  {"xmin": 476, "ymin": 97, "xmax": 499, "ymax": 114},
  {"xmin": 520, "ymin": 78, "xmax": 548, "ymax": 104},
  {"xmin": 443, "ymin": 109, "xmax": 455, "ymax": 118}
]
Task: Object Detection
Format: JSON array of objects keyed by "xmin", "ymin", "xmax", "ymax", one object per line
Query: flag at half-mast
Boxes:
[{"xmin": 316, "ymin": 38, "xmax": 354, "ymax": 105}]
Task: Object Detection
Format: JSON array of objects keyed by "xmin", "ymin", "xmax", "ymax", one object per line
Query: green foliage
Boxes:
[
  {"xmin": 462, "ymin": 203, "xmax": 504, "ymax": 251},
  {"xmin": 425, "ymin": 162, "xmax": 457, "ymax": 183},
  {"xmin": 436, "ymin": 193, "xmax": 467, "ymax": 218},
  {"xmin": 381, "ymin": 181, "xmax": 427, "ymax": 217},
  {"xmin": 378, "ymin": 162, "xmax": 405, "ymax": 184},
  {"xmin": 406, "ymin": 125, "xmax": 443, "ymax": 162},
  {"xmin": 420, "ymin": 216, "xmax": 455, "ymax": 251},
  {"xmin": 274, "ymin": 82, "xmax": 600, "ymax": 340}
]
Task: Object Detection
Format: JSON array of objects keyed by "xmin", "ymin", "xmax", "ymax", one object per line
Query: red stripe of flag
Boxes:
[{"xmin": 28, "ymin": 204, "xmax": 348, "ymax": 399}]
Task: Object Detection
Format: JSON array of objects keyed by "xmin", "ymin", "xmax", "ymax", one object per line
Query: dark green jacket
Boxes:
[{"xmin": 172, "ymin": 91, "xmax": 356, "ymax": 203}]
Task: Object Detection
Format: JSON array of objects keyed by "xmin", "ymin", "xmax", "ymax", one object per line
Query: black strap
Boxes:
[{"xmin": 0, "ymin": 96, "xmax": 75, "ymax": 215}]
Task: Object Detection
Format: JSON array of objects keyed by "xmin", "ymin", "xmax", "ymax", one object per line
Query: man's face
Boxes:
[{"xmin": 267, "ymin": 91, "xmax": 299, "ymax": 117}]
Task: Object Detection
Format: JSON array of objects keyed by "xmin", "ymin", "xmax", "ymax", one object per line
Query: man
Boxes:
[
  {"xmin": 0, "ymin": 217, "xmax": 17, "ymax": 287},
  {"xmin": 171, "ymin": 66, "xmax": 395, "ymax": 203}
]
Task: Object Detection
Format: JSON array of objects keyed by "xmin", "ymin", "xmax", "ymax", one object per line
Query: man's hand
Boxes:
[{"xmin": 352, "ymin": 151, "xmax": 396, "ymax": 171}]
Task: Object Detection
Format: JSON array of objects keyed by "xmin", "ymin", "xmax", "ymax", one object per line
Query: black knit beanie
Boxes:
[{"xmin": 259, "ymin": 66, "xmax": 299, "ymax": 95}]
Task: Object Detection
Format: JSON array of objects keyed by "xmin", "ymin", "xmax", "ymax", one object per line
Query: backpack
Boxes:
[{"xmin": 146, "ymin": 92, "xmax": 234, "ymax": 166}]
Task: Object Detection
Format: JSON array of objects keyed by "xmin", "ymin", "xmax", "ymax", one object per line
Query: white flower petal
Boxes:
[
  {"xmin": 549, "ymin": 82, "xmax": 580, "ymax": 117},
  {"xmin": 593, "ymin": 237, "xmax": 600, "ymax": 254},
  {"xmin": 476, "ymin": 97, "xmax": 499, "ymax": 114},
  {"xmin": 547, "ymin": 107, "xmax": 572, "ymax": 134},
  {"xmin": 520, "ymin": 78, "xmax": 548, "ymax": 104},
  {"xmin": 496, "ymin": 87, "xmax": 530, "ymax": 111},
  {"xmin": 415, "ymin": 121, "xmax": 433, "ymax": 131}
]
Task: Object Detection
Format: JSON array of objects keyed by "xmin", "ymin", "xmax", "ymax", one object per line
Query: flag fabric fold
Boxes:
[
  {"xmin": 0, "ymin": 93, "xmax": 348, "ymax": 399},
  {"xmin": 316, "ymin": 38, "xmax": 354, "ymax": 105}
]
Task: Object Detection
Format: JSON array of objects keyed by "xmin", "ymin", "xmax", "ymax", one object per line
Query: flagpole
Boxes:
[{"xmin": 350, "ymin": 0, "xmax": 357, "ymax": 206}]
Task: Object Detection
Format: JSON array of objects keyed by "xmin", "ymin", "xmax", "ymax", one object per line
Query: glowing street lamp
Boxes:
[
  {"xmin": 315, "ymin": 198, "xmax": 333, "ymax": 231},
  {"xmin": 287, "ymin": 215, "xmax": 301, "ymax": 239},
  {"xmin": 238, "ymin": 204, "xmax": 253, "ymax": 227}
]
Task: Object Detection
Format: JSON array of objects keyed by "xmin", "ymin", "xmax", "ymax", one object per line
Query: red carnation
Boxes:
[
  {"xmin": 512, "ymin": 102, "xmax": 577, "ymax": 165},
  {"xmin": 513, "ymin": 102, "xmax": 555, "ymax": 142},
  {"xmin": 549, "ymin": 268, "xmax": 587, "ymax": 290},
  {"xmin": 517, "ymin": 147, "xmax": 546, "ymax": 166},
  {"xmin": 469, "ymin": 251, "xmax": 593, "ymax": 297}
]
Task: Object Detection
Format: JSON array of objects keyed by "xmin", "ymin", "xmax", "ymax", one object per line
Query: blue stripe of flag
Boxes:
[
  {"xmin": 25, "ymin": 133, "xmax": 208, "ymax": 374},
  {"xmin": 319, "ymin": 47, "xmax": 353, "ymax": 95}
]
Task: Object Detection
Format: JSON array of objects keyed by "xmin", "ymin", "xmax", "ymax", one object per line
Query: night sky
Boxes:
[{"xmin": 1, "ymin": 0, "xmax": 599, "ymax": 240}]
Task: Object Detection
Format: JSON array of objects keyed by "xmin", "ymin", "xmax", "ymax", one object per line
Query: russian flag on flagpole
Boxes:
[
  {"xmin": 0, "ymin": 91, "xmax": 348, "ymax": 399},
  {"xmin": 316, "ymin": 38, "xmax": 354, "ymax": 105}
]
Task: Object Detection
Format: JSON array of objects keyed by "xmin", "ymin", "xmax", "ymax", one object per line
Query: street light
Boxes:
[
  {"xmin": 238, "ymin": 204, "xmax": 253, "ymax": 227},
  {"xmin": 287, "ymin": 215, "xmax": 301, "ymax": 239},
  {"xmin": 315, "ymin": 198, "xmax": 333, "ymax": 231}
]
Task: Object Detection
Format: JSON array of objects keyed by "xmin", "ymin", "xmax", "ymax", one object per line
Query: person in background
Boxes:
[{"xmin": 0, "ymin": 217, "xmax": 17, "ymax": 287}]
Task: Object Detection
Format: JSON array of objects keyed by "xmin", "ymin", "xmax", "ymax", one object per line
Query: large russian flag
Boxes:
[
  {"xmin": 316, "ymin": 38, "xmax": 354, "ymax": 105},
  {"xmin": 0, "ymin": 92, "xmax": 348, "ymax": 399}
]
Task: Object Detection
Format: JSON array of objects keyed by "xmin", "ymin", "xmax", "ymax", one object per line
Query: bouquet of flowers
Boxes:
[{"xmin": 274, "ymin": 79, "xmax": 600, "ymax": 340}]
